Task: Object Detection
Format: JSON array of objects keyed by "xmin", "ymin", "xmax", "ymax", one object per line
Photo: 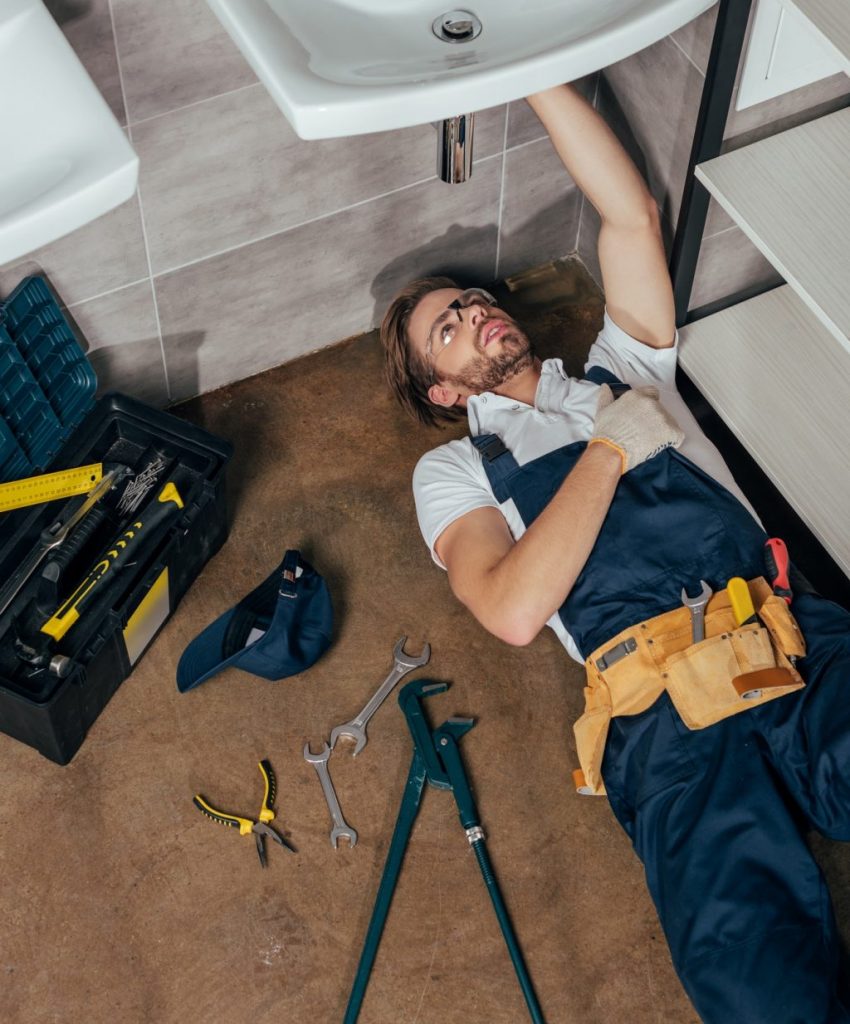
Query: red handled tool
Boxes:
[{"xmin": 764, "ymin": 538, "xmax": 793, "ymax": 605}]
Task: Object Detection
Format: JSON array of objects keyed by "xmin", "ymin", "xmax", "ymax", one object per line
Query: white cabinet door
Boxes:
[{"xmin": 737, "ymin": 0, "xmax": 845, "ymax": 110}]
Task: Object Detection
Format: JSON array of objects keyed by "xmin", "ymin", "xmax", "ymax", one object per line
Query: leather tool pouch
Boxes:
[{"xmin": 574, "ymin": 578, "xmax": 807, "ymax": 796}]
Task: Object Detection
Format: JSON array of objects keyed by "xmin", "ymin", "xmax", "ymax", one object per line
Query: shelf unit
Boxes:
[{"xmin": 676, "ymin": 6, "xmax": 849, "ymax": 582}]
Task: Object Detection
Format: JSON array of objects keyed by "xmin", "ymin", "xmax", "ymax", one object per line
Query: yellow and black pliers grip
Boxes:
[
  {"xmin": 257, "ymin": 759, "xmax": 296, "ymax": 857},
  {"xmin": 193, "ymin": 761, "xmax": 295, "ymax": 867},
  {"xmin": 258, "ymin": 758, "xmax": 276, "ymax": 824}
]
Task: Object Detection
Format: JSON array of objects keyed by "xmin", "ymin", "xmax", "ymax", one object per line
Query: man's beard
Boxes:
[{"xmin": 442, "ymin": 327, "xmax": 535, "ymax": 395}]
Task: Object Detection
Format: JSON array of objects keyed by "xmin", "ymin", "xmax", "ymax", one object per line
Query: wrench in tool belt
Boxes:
[
  {"xmin": 330, "ymin": 636, "xmax": 431, "ymax": 755},
  {"xmin": 681, "ymin": 580, "xmax": 713, "ymax": 644},
  {"xmin": 303, "ymin": 741, "xmax": 358, "ymax": 848}
]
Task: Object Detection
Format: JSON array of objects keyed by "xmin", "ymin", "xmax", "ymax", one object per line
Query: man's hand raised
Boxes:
[{"xmin": 589, "ymin": 384, "xmax": 684, "ymax": 474}]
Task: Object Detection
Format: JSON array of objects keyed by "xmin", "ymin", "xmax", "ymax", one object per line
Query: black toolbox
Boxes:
[{"xmin": 0, "ymin": 276, "xmax": 232, "ymax": 763}]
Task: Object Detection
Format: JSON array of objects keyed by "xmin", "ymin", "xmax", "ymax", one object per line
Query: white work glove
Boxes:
[{"xmin": 588, "ymin": 384, "xmax": 684, "ymax": 474}]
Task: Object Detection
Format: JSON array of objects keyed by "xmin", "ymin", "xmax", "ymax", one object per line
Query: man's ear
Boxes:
[{"xmin": 428, "ymin": 382, "xmax": 463, "ymax": 409}]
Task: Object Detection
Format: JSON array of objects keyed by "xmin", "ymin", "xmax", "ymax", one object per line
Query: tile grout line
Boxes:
[
  {"xmin": 64, "ymin": 125, "xmax": 513, "ymax": 307},
  {"xmin": 493, "ymin": 106, "xmax": 510, "ymax": 282},
  {"xmin": 107, "ymin": 0, "xmax": 171, "ymax": 402},
  {"xmin": 150, "ymin": 161, "xmax": 502, "ymax": 279},
  {"xmin": 667, "ymin": 33, "xmax": 706, "ymax": 79},
  {"xmin": 66, "ymin": 276, "xmax": 152, "ymax": 311},
  {"xmin": 127, "ymin": 82, "xmax": 262, "ymax": 130}
]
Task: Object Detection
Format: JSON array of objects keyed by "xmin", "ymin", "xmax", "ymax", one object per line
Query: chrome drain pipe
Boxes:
[{"xmin": 438, "ymin": 113, "xmax": 474, "ymax": 183}]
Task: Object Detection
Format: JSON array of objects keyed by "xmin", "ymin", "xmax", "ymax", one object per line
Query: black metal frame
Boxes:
[
  {"xmin": 666, "ymin": 0, "xmax": 850, "ymax": 605},
  {"xmin": 668, "ymin": 0, "xmax": 754, "ymax": 326}
]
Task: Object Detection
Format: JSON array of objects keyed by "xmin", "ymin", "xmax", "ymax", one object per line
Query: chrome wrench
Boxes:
[
  {"xmin": 303, "ymin": 741, "xmax": 357, "ymax": 848},
  {"xmin": 330, "ymin": 636, "xmax": 431, "ymax": 755},
  {"xmin": 681, "ymin": 580, "xmax": 713, "ymax": 644}
]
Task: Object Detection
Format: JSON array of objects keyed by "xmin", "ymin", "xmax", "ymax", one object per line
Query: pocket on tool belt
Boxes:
[{"xmin": 664, "ymin": 622, "xmax": 803, "ymax": 730}]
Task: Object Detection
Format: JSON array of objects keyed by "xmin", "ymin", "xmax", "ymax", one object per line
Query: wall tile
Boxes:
[
  {"xmin": 506, "ymin": 100, "xmax": 546, "ymax": 150},
  {"xmin": 156, "ymin": 160, "xmax": 502, "ymax": 402},
  {"xmin": 468, "ymin": 105, "xmax": 508, "ymax": 162},
  {"xmin": 45, "ymin": 0, "xmax": 126, "ymax": 125},
  {"xmin": 64, "ymin": 282, "xmax": 169, "ymax": 407},
  {"xmin": 690, "ymin": 226, "xmax": 783, "ymax": 311},
  {"xmin": 111, "ymin": 0, "xmax": 257, "ymax": 124},
  {"xmin": 577, "ymin": 199, "xmax": 602, "ymax": 291},
  {"xmin": 702, "ymin": 194, "xmax": 736, "ymax": 239},
  {"xmin": 0, "ymin": 196, "xmax": 149, "ymax": 307},
  {"xmin": 670, "ymin": 5, "xmax": 717, "ymax": 76},
  {"xmin": 497, "ymin": 139, "xmax": 581, "ymax": 280},
  {"xmin": 506, "ymin": 75, "xmax": 598, "ymax": 150},
  {"xmin": 135, "ymin": 85, "xmax": 505, "ymax": 275}
]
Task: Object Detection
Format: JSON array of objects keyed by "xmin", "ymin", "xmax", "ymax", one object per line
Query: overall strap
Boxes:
[
  {"xmin": 583, "ymin": 365, "xmax": 631, "ymax": 398},
  {"xmin": 471, "ymin": 366, "xmax": 629, "ymax": 502},
  {"xmin": 470, "ymin": 434, "xmax": 519, "ymax": 503}
]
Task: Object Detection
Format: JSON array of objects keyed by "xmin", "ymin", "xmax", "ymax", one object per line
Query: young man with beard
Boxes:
[{"xmin": 380, "ymin": 82, "xmax": 850, "ymax": 1022}]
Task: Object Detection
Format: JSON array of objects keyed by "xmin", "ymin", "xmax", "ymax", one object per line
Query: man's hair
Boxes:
[{"xmin": 380, "ymin": 275, "xmax": 466, "ymax": 429}]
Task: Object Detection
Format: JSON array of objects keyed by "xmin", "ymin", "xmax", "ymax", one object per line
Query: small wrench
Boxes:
[
  {"xmin": 681, "ymin": 580, "xmax": 713, "ymax": 643},
  {"xmin": 330, "ymin": 636, "xmax": 431, "ymax": 755},
  {"xmin": 303, "ymin": 741, "xmax": 358, "ymax": 848}
]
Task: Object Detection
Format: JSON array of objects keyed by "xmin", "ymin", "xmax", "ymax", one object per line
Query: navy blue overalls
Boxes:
[{"xmin": 471, "ymin": 367, "xmax": 850, "ymax": 1023}]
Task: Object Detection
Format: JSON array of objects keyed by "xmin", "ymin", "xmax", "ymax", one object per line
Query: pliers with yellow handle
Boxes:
[{"xmin": 193, "ymin": 759, "xmax": 296, "ymax": 867}]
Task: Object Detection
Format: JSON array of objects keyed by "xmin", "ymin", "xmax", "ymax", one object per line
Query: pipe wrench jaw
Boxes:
[
  {"xmin": 435, "ymin": 716, "xmax": 475, "ymax": 742},
  {"xmin": 399, "ymin": 679, "xmax": 450, "ymax": 788}
]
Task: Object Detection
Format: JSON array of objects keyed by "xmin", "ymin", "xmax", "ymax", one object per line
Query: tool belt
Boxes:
[{"xmin": 572, "ymin": 577, "xmax": 807, "ymax": 797}]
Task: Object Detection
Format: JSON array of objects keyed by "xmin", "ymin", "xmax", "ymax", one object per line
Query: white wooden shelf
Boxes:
[
  {"xmin": 695, "ymin": 107, "xmax": 850, "ymax": 353},
  {"xmin": 784, "ymin": 0, "xmax": 850, "ymax": 72},
  {"xmin": 678, "ymin": 285, "xmax": 850, "ymax": 577}
]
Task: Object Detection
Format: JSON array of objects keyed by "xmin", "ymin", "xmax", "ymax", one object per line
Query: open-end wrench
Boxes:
[
  {"xmin": 330, "ymin": 636, "xmax": 431, "ymax": 755},
  {"xmin": 303, "ymin": 741, "xmax": 358, "ymax": 848},
  {"xmin": 681, "ymin": 580, "xmax": 713, "ymax": 644}
]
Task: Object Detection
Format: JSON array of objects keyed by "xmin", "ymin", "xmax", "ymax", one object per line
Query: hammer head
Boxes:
[{"xmin": 398, "ymin": 679, "xmax": 450, "ymax": 789}]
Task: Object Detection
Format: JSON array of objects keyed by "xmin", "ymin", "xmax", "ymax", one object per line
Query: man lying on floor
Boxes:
[{"xmin": 380, "ymin": 81, "xmax": 850, "ymax": 1023}]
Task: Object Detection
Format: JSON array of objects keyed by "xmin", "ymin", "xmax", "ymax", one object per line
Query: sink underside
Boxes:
[
  {"xmin": 0, "ymin": 0, "xmax": 138, "ymax": 266},
  {"xmin": 209, "ymin": 0, "xmax": 717, "ymax": 138}
]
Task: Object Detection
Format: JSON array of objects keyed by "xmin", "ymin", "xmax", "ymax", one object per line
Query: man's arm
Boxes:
[
  {"xmin": 526, "ymin": 84, "xmax": 676, "ymax": 350},
  {"xmin": 435, "ymin": 443, "xmax": 622, "ymax": 646}
]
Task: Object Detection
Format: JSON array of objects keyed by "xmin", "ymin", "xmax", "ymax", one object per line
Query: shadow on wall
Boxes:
[
  {"xmin": 369, "ymin": 221, "xmax": 498, "ymax": 332},
  {"xmin": 368, "ymin": 181, "xmax": 592, "ymax": 333},
  {"xmin": 43, "ymin": 1, "xmax": 94, "ymax": 27}
]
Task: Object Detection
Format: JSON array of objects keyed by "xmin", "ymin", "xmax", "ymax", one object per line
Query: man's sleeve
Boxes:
[
  {"xmin": 413, "ymin": 440, "xmax": 501, "ymax": 570},
  {"xmin": 585, "ymin": 306, "xmax": 679, "ymax": 388}
]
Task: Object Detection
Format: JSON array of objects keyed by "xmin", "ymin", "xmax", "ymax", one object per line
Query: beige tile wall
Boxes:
[
  {"xmin": 579, "ymin": 3, "xmax": 850, "ymax": 314},
  {"xmin": 0, "ymin": 1, "xmax": 591, "ymax": 406}
]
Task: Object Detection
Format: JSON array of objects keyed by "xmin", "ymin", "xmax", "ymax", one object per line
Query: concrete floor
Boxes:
[{"xmin": 2, "ymin": 256, "xmax": 848, "ymax": 1023}]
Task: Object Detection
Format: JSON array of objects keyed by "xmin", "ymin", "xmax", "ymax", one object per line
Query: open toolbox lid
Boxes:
[{"xmin": 0, "ymin": 276, "xmax": 98, "ymax": 483}]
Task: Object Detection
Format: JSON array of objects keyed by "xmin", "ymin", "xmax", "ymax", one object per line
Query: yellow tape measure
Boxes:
[{"xmin": 0, "ymin": 463, "xmax": 103, "ymax": 513}]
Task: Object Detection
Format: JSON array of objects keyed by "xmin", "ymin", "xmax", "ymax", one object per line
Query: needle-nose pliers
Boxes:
[{"xmin": 193, "ymin": 759, "xmax": 296, "ymax": 866}]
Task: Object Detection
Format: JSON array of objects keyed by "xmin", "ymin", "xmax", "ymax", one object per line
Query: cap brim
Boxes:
[{"xmin": 176, "ymin": 607, "xmax": 253, "ymax": 692}]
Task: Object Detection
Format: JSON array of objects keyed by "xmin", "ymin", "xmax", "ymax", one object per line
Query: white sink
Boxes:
[
  {"xmin": 207, "ymin": 0, "xmax": 717, "ymax": 139},
  {"xmin": 0, "ymin": 0, "xmax": 138, "ymax": 266}
]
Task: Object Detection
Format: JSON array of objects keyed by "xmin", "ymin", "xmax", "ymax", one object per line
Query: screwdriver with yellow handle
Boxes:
[
  {"xmin": 193, "ymin": 760, "xmax": 296, "ymax": 867},
  {"xmin": 13, "ymin": 479, "xmax": 188, "ymax": 675},
  {"xmin": 38, "ymin": 480, "xmax": 185, "ymax": 643},
  {"xmin": 728, "ymin": 577, "xmax": 758, "ymax": 626}
]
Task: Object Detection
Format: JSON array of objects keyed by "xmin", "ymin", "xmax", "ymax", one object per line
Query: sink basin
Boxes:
[
  {"xmin": 207, "ymin": 0, "xmax": 717, "ymax": 138},
  {"xmin": 0, "ymin": 0, "xmax": 138, "ymax": 266}
]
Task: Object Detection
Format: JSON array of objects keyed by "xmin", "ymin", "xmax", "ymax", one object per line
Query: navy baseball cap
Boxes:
[{"xmin": 177, "ymin": 549, "xmax": 333, "ymax": 692}]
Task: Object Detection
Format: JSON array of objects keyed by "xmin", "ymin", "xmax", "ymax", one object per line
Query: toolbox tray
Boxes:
[{"xmin": 0, "ymin": 278, "xmax": 232, "ymax": 763}]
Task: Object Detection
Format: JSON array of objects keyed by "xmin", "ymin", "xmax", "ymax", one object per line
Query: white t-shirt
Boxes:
[{"xmin": 413, "ymin": 307, "xmax": 762, "ymax": 663}]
